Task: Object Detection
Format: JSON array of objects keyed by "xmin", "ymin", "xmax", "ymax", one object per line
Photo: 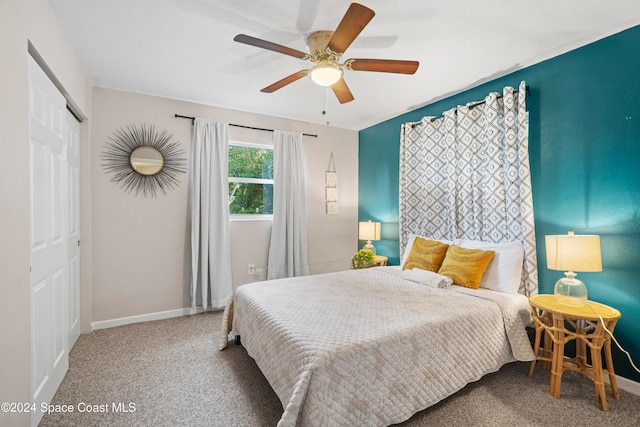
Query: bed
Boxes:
[{"xmin": 219, "ymin": 250, "xmax": 535, "ymax": 426}]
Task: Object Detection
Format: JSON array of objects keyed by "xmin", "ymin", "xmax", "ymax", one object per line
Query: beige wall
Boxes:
[
  {"xmin": 0, "ymin": 2, "xmax": 356, "ymax": 422},
  {"xmin": 0, "ymin": 1, "xmax": 92, "ymax": 426},
  {"xmin": 90, "ymin": 87, "xmax": 359, "ymax": 322}
]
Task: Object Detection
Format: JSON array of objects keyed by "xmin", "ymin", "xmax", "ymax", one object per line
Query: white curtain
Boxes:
[
  {"xmin": 267, "ymin": 130, "xmax": 310, "ymax": 279},
  {"xmin": 188, "ymin": 118, "xmax": 232, "ymax": 310},
  {"xmin": 399, "ymin": 81, "xmax": 538, "ymax": 296}
]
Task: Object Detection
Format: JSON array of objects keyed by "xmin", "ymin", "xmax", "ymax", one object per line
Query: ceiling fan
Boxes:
[{"xmin": 233, "ymin": 3, "xmax": 419, "ymax": 104}]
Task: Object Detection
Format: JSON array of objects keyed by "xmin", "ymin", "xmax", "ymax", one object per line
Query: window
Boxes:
[{"xmin": 228, "ymin": 141, "xmax": 273, "ymax": 216}]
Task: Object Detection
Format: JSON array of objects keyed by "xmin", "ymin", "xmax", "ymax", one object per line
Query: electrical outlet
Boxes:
[{"xmin": 248, "ymin": 264, "xmax": 255, "ymax": 275}]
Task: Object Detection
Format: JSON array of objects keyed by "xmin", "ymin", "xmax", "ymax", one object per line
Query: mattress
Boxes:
[{"xmin": 220, "ymin": 267, "xmax": 534, "ymax": 426}]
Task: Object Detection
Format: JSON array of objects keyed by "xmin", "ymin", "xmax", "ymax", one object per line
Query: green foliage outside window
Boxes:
[
  {"xmin": 228, "ymin": 144, "xmax": 274, "ymax": 215},
  {"xmin": 228, "ymin": 183, "xmax": 273, "ymax": 214}
]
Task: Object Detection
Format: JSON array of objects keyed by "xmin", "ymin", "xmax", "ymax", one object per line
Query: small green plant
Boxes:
[{"xmin": 351, "ymin": 249, "xmax": 375, "ymax": 269}]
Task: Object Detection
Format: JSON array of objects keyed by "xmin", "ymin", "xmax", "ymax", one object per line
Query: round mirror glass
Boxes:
[{"xmin": 130, "ymin": 146, "xmax": 164, "ymax": 176}]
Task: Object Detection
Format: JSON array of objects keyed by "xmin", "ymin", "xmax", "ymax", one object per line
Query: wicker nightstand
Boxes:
[
  {"xmin": 527, "ymin": 294, "xmax": 621, "ymax": 410},
  {"xmin": 373, "ymin": 255, "xmax": 388, "ymax": 266}
]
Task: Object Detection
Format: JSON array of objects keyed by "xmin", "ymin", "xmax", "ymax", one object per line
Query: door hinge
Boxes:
[{"xmin": 78, "ymin": 240, "xmax": 80, "ymax": 247}]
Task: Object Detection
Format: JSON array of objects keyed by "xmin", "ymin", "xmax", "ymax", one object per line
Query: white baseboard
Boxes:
[
  {"xmin": 607, "ymin": 373, "xmax": 640, "ymax": 396},
  {"xmin": 90, "ymin": 306, "xmax": 219, "ymax": 331}
]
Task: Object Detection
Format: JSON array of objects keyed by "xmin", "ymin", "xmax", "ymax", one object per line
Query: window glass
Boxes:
[
  {"xmin": 228, "ymin": 142, "xmax": 274, "ymax": 216},
  {"xmin": 229, "ymin": 145, "xmax": 273, "ymax": 179},
  {"xmin": 228, "ymin": 183, "xmax": 273, "ymax": 215}
]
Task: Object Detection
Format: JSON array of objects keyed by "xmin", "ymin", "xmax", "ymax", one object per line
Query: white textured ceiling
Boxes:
[{"xmin": 49, "ymin": 0, "xmax": 640, "ymax": 130}]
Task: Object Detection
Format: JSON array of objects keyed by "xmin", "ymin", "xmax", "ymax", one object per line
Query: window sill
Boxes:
[{"xmin": 229, "ymin": 215, "xmax": 273, "ymax": 222}]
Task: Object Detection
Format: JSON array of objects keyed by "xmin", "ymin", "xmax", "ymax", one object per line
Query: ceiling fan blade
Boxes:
[
  {"xmin": 296, "ymin": 0, "xmax": 320, "ymax": 33},
  {"xmin": 331, "ymin": 78, "xmax": 355, "ymax": 104},
  {"xmin": 261, "ymin": 70, "xmax": 309, "ymax": 93},
  {"xmin": 327, "ymin": 3, "xmax": 375, "ymax": 54},
  {"xmin": 346, "ymin": 58, "xmax": 419, "ymax": 74},
  {"xmin": 234, "ymin": 34, "xmax": 308, "ymax": 59}
]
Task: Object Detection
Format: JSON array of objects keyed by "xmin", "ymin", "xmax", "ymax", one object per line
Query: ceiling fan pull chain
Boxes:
[
  {"xmin": 322, "ymin": 86, "xmax": 329, "ymax": 116},
  {"xmin": 323, "ymin": 87, "xmax": 332, "ymax": 125}
]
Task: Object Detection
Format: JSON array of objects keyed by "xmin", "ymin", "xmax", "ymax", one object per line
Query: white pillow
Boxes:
[
  {"xmin": 454, "ymin": 239, "xmax": 524, "ymax": 294},
  {"xmin": 400, "ymin": 234, "xmax": 453, "ymax": 267}
]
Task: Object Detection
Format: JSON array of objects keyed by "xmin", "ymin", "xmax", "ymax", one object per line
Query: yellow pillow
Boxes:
[
  {"xmin": 438, "ymin": 245, "xmax": 495, "ymax": 289},
  {"xmin": 402, "ymin": 237, "xmax": 450, "ymax": 272}
]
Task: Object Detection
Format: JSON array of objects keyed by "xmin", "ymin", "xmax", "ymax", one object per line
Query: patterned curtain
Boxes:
[{"xmin": 399, "ymin": 81, "xmax": 537, "ymax": 296}]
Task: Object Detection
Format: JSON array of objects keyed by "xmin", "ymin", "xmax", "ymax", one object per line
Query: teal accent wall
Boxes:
[{"xmin": 359, "ymin": 26, "xmax": 640, "ymax": 382}]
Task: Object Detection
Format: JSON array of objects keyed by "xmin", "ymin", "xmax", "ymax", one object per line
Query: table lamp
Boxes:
[
  {"xmin": 545, "ymin": 231, "xmax": 602, "ymax": 306},
  {"xmin": 359, "ymin": 220, "xmax": 381, "ymax": 255}
]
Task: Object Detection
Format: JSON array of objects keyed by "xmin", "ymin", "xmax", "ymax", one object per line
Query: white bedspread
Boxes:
[{"xmin": 220, "ymin": 267, "xmax": 534, "ymax": 426}]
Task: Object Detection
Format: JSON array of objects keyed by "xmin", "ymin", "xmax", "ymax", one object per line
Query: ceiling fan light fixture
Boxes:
[{"xmin": 309, "ymin": 63, "xmax": 343, "ymax": 87}]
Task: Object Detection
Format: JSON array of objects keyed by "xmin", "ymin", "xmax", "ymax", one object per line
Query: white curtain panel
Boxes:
[
  {"xmin": 399, "ymin": 81, "xmax": 538, "ymax": 296},
  {"xmin": 188, "ymin": 118, "xmax": 232, "ymax": 310},
  {"xmin": 267, "ymin": 130, "xmax": 310, "ymax": 280}
]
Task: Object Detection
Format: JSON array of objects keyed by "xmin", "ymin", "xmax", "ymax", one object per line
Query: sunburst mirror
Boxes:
[{"xmin": 102, "ymin": 123, "xmax": 187, "ymax": 197}]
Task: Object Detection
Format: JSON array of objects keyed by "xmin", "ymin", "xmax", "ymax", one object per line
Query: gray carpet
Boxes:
[{"xmin": 40, "ymin": 311, "xmax": 640, "ymax": 427}]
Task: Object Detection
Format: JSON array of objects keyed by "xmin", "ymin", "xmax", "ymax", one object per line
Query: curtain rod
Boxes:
[
  {"xmin": 410, "ymin": 85, "xmax": 530, "ymax": 128},
  {"xmin": 174, "ymin": 114, "xmax": 318, "ymax": 138}
]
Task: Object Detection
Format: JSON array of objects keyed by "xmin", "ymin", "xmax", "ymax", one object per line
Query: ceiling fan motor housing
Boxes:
[{"xmin": 306, "ymin": 30, "xmax": 336, "ymax": 57}]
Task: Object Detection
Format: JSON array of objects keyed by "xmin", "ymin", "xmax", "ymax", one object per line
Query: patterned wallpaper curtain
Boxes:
[{"xmin": 399, "ymin": 81, "xmax": 538, "ymax": 296}]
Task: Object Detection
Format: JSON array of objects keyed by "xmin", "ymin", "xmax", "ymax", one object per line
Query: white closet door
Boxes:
[
  {"xmin": 28, "ymin": 56, "xmax": 69, "ymax": 427},
  {"xmin": 66, "ymin": 110, "xmax": 80, "ymax": 349}
]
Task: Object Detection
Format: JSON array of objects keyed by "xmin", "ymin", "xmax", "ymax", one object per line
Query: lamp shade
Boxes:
[
  {"xmin": 358, "ymin": 221, "xmax": 381, "ymax": 241},
  {"xmin": 545, "ymin": 232, "xmax": 602, "ymax": 272}
]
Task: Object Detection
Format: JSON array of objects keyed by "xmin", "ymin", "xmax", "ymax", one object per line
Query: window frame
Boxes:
[{"xmin": 228, "ymin": 140, "xmax": 274, "ymax": 220}]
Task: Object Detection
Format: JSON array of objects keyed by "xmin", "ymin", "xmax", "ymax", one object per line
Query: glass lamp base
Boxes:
[
  {"xmin": 362, "ymin": 241, "xmax": 376, "ymax": 255},
  {"xmin": 554, "ymin": 276, "xmax": 588, "ymax": 306}
]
